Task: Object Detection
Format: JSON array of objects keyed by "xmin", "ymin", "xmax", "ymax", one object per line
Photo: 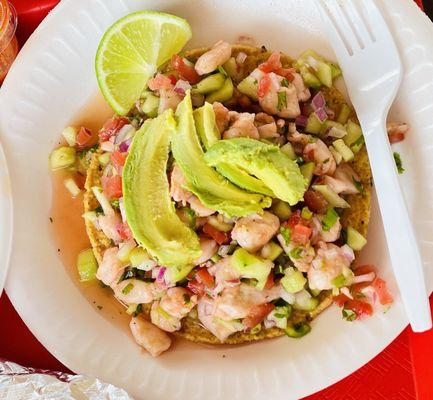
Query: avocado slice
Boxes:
[
  {"xmin": 123, "ymin": 110, "xmax": 201, "ymax": 269},
  {"xmin": 171, "ymin": 92, "xmax": 271, "ymax": 217},
  {"xmin": 194, "ymin": 103, "xmax": 274, "ymax": 196},
  {"xmin": 204, "ymin": 138, "xmax": 307, "ymax": 206}
]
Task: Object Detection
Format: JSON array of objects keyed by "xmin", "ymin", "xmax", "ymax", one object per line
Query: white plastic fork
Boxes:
[{"xmin": 315, "ymin": 0, "xmax": 431, "ymax": 332}]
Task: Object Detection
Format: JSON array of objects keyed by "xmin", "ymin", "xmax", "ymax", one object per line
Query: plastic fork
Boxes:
[{"xmin": 315, "ymin": 0, "xmax": 431, "ymax": 332}]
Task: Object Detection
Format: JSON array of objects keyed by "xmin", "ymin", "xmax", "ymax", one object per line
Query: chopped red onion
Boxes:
[
  {"xmin": 353, "ymin": 272, "xmax": 376, "ymax": 284},
  {"xmin": 314, "ymin": 107, "xmax": 328, "ymax": 123},
  {"xmin": 114, "ymin": 124, "xmax": 135, "ymax": 144},
  {"xmin": 295, "ymin": 115, "xmax": 308, "ymax": 127},
  {"xmin": 119, "ymin": 137, "xmax": 132, "ymax": 152},
  {"xmin": 100, "ymin": 141, "xmax": 115, "ymax": 152},
  {"xmin": 156, "ymin": 266, "xmax": 166, "ymax": 284},
  {"xmin": 325, "ymin": 106, "xmax": 335, "ymax": 119},
  {"xmin": 236, "ymin": 52, "xmax": 247, "ymax": 64},
  {"xmin": 174, "ymin": 79, "xmax": 191, "ymax": 95},
  {"xmin": 327, "ymin": 126, "xmax": 347, "ymax": 138},
  {"xmin": 340, "ymin": 287, "xmax": 353, "ymax": 299},
  {"xmin": 311, "ymin": 91, "xmax": 326, "ymax": 110}
]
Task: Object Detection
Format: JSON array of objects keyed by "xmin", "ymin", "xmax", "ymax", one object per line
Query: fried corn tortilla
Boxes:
[{"xmin": 84, "ymin": 45, "xmax": 371, "ymax": 344}]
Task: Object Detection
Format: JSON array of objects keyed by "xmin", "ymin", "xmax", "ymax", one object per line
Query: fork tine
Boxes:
[
  {"xmin": 314, "ymin": 0, "xmax": 352, "ymax": 59},
  {"xmin": 358, "ymin": 0, "xmax": 395, "ymax": 43},
  {"xmin": 343, "ymin": 0, "xmax": 373, "ymax": 47}
]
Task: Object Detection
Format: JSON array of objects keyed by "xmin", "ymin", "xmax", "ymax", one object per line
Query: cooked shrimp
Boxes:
[
  {"xmin": 292, "ymin": 72, "xmax": 311, "ymax": 102},
  {"xmin": 189, "ymin": 195, "xmax": 215, "ymax": 217},
  {"xmin": 255, "ymin": 112, "xmax": 278, "ymax": 138},
  {"xmin": 159, "ymin": 287, "xmax": 197, "ymax": 319},
  {"xmin": 150, "ymin": 301, "xmax": 182, "ymax": 332},
  {"xmin": 213, "ymin": 102, "xmax": 230, "ymax": 134},
  {"xmin": 195, "ymin": 41, "xmax": 232, "ymax": 75},
  {"xmin": 130, "ymin": 316, "xmax": 171, "ymax": 357},
  {"xmin": 208, "ymin": 256, "xmax": 240, "ymax": 291},
  {"xmin": 158, "ymin": 88, "xmax": 182, "ymax": 114},
  {"xmin": 308, "ymin": 242, "xmax": 355, "ymax": 290},
  {"xmin": 170, "ymin": 163, "xmax": 191, "ymax": 204},
  {"xmin": 386, "ymin": 122, "xmax": 409, "ymax": 136},
  {"xmin": 195, "ymin": 237, "xmax": 218, "ymax": 265},
  {"xmin": 223, "ymin": 112, "xmax": 259, "ymax": 139},
  {"xmin": 98, "ymin": 213, "xmax": 122, "ymax": 243},
  {"xmin": 304, "ymin": 139, "xmax": 336, "ymax": 175},
  {"xmin": 323, "ymin": 164, "xmax": 361, "ymax": 195},
  {"xmin": 276, "ymin": 234, "xmax": 315, "ymax": 272},
  {"xmin": 114, "ymin": 279, "xmax": 155, "ymax": 304},
  {"xmin": 231, "ymin": 211, "xmax": 280, "ymax": 252},
  {"xmin": 310, "ymin": 215, "xmax": 342, "ymax": 244},
  {"xmin": 96, "ymin": 247, "xmax": 125, "ymax": 286}
]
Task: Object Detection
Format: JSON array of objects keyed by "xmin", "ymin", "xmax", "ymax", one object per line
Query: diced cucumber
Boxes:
[
  {"xmin": 222, "ymin": 57, "xmax": 238, "ymax": 79},
  {"xmin": 281, "ymin": 267, "xmax": 307, "ymax": 293},
  {"xmin": 260, "ymin": 241, "xmax": 283, "ymax": 261},
  {"xmin": 298, "ymin": 49, "xmax": 322, "ymax": 62},
  {"xmin": 316, "ymin": 61, "xmax": 333, "ymax": 88},
  {"xmin": 280, "ymin": 142, "xmax": 297, "ymax": 160},
  {"xmin": 231, "ymin": 248, "xmax": 272, "ymax": 290},
  {"xmin": 330, "ymin": 63, "xmax": 342, "ymax": 79},
  {"xmin": 129, "ymin": 247, "xmax": 149, "ymax": 266},
  {"xmin": 321, "ymin": 120, "xmax": 347, "ymax": 138},
  {"xmin": 329, "ymin": 146, "xmax": 342, "ymax": 165},
  {"xmin": 126, "ymin": 303, "xmax": 139, "ymax": 315},
  {"xmin": 333, "ymin": 139, "xmax": 354, "ymax": 162},
  {"xmin": 237, "ymin": 76, "xmax": 259, "ymax": 101},
  {"xmin": 322, "ymin": 207, "xmax": 339, "ymax": 231},
  {"xmin": 195, "ymin": 73, "xmax": 225, "ymax": 94},
  {"xmin": 77, "ymin": 249, "xmax": 98, "ymax": 282},
  {"xmin": 62, "ymin": 126, "xmax": 78, "ymax": 147},
  {"xmin": 299, "ymin": 66, "xmax": 322, "ymax": 89},
  {"xmin": 346, "ymin": 226, "xmax": 367, "ymax": 251},
  {"xmin": 98, "ymin": 152, "xmax": 111, "ymax": 166},
  {"xmin": 272, "ymin": 200, "xmax": 292, "ymax": 220},
  {"xmin": 250, "ymin": 323, "xmax": 262, "ymax": 334},
  {"xmin": 305, "ymin": 113, "xmax": 323, "ymax": 134},
  {"xmin": 351, "ymin": 135, "xmax": 365, "ymax": 154},
  {"xmin": 293, "ymin": 289, "xmax": 319, "ymax": 311},
  {"xmin": 117, "ymin": 239, "xmax": 136, "ymax": 263},
  {"xmin": 312, "ymin": 184, "xmax": 350, "ymax": 208},
  {"xmin": 301, "ymin": 206, "xmax": 313, "ymax": 220},
  {"xmin": 64, "ymin": 178, "xmax": 81, "ymax": 198},
  {"xmin": 207, "ymin": 215, "xmax": 233, "ymax": 232},
  {"xmin": 344, "ymin": 120, "xmax": 363, "ymax": 147},
  {"xmin": 310, "ymin": 288, "xmax": 322, "ymax": 297},
  {"xmin": 331, "ymin": 274, "xmax": 347, "ymax": 288},
  {"xmin": 337, "ymin": 104, "xmax": 351, "ymax": 125},
  {"xmin": 300, "ymin": 162, "xmax": 315, "ymax": 187},
  {"xmin": 206, "ymin": 77, "xmax": 234, "ymax": 103},
  {"xmin": 141, "ymin": 92, "xmax": 159, "ymax": 118},
  {"xmin": 210, "ymin": 254, "xmax": 221, "ymax": 263},
  {"xmin": 271, "ymin": 305, "xmax": 292, "ymax": 329},
  {"xmin": 50, "ymin": 147, "xmax": 76, "ymax": 171},
  {"xmin": 285, "ymin": 322, "xmax": 311, "ymax": 338}
]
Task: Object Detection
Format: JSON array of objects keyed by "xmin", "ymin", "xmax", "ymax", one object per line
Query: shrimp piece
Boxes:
[
  {"xmin": 189, "ymin": 195, "xmax": 215, "ymax": 217},
  {"xmin": 159, "ymin": 287, "xmax": 198, "ymax": 319},
  {"xmin": 195, "ymin": 41, "xmax": 232, "ymax": 75},
  {"xmin": 259, "ymin": 73, "xmax": 301, "ymax": 118},
  {"xmin": 292, "ymin": 72, "xmax": 311, "ymax": 102},
  {"xmin": 310, "ymin": 215, "xmax": 342, "ymax": 244},
  {"xmin": 231, "ymin": 211, "xmax": 280, "ymax": 252},
  {"xmin": 130, "ymin": 316, "xmax": 171, "ymax": 357},
  {"xmin": 213, "ymin": 102, "xmax": 230, "ymax": 134},
  {"xmin": 223, "ymin": 112, "xmax": 259, "ymax": 139},
  {"xmin": 308, "ymin": 242, "xmax": 355, "ymax": 290},
  {"xmin": 114, "ymin": 279, "xmax": 155, "ymax": 304},
  {"xmin": 96, "ymin": 247, "xmax": 125, "ymax": 286},
  {"xmin": 170, "ymin": 164, "xmax": 191, "ymax": 204},
  {"xmin": 276, "ymin": 234, "xmax": 315, "ymax": 272},
  {"xmin": 304, "ymin": 139, "xmax": 336, "ymax": 176},
  {"xmin": 148, "ymin": 73, "xmax": 173, "ymax": 91},
  {"xmin": 150, "ymin": 301, "xmax": 182, "ymax": 332},
  {"xmin": 323, "ymin": 164, "xmax": 361, "ymax": 195},
  {"xmin": 208, "ymin": 256, "xmax": 240, "ymax": 292},
  {"xmin": 386, "ymin": 122, "xmax": 409, "ymax": 139},
  {"xmin": 195, "ymin": 237, "xmax": 218, "ymax": 265},
  {"xmin": 255, "ymin": 112, "xmax": 278, "ymax": 139},
  {"xmin": 158, "ymin": 88, "xmax": 182, "ymax": 114},
  {"xmin": 98, "ymin": 213, "xmax": 122, "ymax": 243}
]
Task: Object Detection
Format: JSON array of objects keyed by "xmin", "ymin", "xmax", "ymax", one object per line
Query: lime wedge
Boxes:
[{"xmin": 95, "ymin": 11, "xmax": 192, "ymax": 115}]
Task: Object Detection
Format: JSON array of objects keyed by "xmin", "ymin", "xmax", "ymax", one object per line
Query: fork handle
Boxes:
[{"xmin": 363, "ymin": 117, "xmax": 432, "ymax": 332}]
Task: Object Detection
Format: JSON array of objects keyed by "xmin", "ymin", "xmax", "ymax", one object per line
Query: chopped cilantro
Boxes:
[
  {"xmin": 289, "ymin": 246, "xmax": 303, "ymax": 259},
  {"xmin": 281, "ymin": 78, "xmax": 289, "ymax": 87},
  {"xmin": 351, "ymin": 135, "xmax": 364, "ymax": 147},
  {"xmin": 277, "ymin": 91, "xmax": 287, "ymax": 111},
  {"xmin": 111, "ymin": 199, "xmax": 120, "ymax": 210},
  {"xmin": 134, "ymin": 304, "xmax": 143, "ymax": 317},
  {"xmin": 183, "ymin": 293, "xmax": 191, "ymax": 304},
  {"xmin": 342, "ymin": 308, "xmax": 356, "ymax": 321},
  {"xmin": 393, "ymin": 152, "xmax": 404, "ymax": 174},
  {"xmin": 280, "ymin": 226, "xmax": 291, "ymax": 244},
  {"xmin": 274, "ymin": 313, "xmax": 287, "ymax": 319},
  {"xmin": 94, "ymin": 206, "xmax": 104, "ymax": 216},
  {"xmin": 352, "ymin": 176, "xmax": 364, "ymax": 194}
]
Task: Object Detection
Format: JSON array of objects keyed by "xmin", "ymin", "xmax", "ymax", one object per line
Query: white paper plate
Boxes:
[{"xmin": 1, "ymin": 0, "xmax": 432, "ymax": 398}]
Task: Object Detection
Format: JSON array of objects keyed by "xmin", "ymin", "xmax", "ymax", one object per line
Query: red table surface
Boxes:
[{"xmin": 1, "ymin": 1, "xmax": 432, "ymax": 399}]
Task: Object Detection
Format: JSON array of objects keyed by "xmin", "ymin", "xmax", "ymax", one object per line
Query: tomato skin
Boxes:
[
  {"xmin": 117, "ymin": 222, "xmax": 132, "ymax": 240},
  {"xmin": 257, "ymin": 73, "xmax": 272, "ymax": 98},
  {"xmin": 111, "ymin": 151, "xmax": 127, "ymax": 171},
  {"xmin": 195, "ymin": 267, "xmax": 215, "ymax": 289},
  {"xmin": 275, "ymin": 67, "xmax": 295, "ymax": 81},
  {"xmin": 333, "ymin": 293, "xmax": 350, "ymax": 307},
  {"xmin": 243, "ymin": 303, "xmax": 275, "ymax": 329},
  {"xmin": 102, "ymin": 175, "xmax": 123, "ymax": 199},
  {"xmin": 258, "ymin": 52, "xmax": 281, "ymax": 73},
  {"xmin": 264, "ymin": 273, "xmax": 275, "ymax": 290},
  {"xmin": 372, "ymin": 277, "xmax": 393, "ymax": 305},
  {"xmin": 187, "ymin": 279, "xmax": 206, "ymax": 297},
  {"xmin": 203, "ymin": 223, "xmax": 230, "ymax": 245},
  {"xmin": 284, "ymin": 210, "xmax": 307, "ymax": 229},
  {"xmin": 354, "ymin": 264, "xmax": 376, "ymax": 276},
  {"xmin": 291, "ymin": 224, "xmax": 312, "ymax": 245},
  {"xmin": 304, "ymin": 189, "xmax": 328, "ymax": 214},
  {"xmin": 99, "ymin": 117, "xmax": 129, "ymax": 142},
  {"xmin": 171, "ymin": 54, "xmax": 200, "ymax": 84},
  {"xmin": 388, "ymin": 132, "xmax": 405, "ymax": 144},
  {"xmin": 76, "ymin": 127, "xmax": 94, "ymax": 147},
  {"xmin": 345, "ymin": 299, "xmax": 373, "ymax": 319}
]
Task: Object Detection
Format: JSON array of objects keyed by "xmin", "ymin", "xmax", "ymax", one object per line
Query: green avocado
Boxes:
[
  {"xmin": 123, "ymin": 110, "xmax": 201, "ymax": 270},
  {"xmin": 171, "ymin": 92, "xmax": 271, "ymax": 217},
  {"xmin": 204, "ymin": 138, "xmax": 307, "ymax": 205},
  {"xmin": 194, "ymin": 103, "xmax": 274, "ymax": 196}
]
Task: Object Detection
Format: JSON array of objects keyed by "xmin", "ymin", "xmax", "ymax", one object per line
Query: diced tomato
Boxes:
[
  {"xmin": 168, "ymin": 74, "xmax": 178, "ymax": 85},
  {"xmin": 117, "ymin": 222, "xmax": 132, "ymax": 240},
  {"xmin": 388, "ymin": 132, "xmax": 405, "ymax": 144},
  {"xmin": 171, "ymin": 54, "xmax": 200, "ymax": 84},
  {"xmin": 243, "ymin": 303, "xmax": 275, "ymax": 329},
  {"xmin": 333, "ymin": 293, "xmax": 350, "ymax": 307},
  {"xmin": 195, "ymin": 267, "xmax": 215, "ymax": 289},
  {"xmin": 99, "ymin": 117, "xmax": 129, "ymax": 142},
  {"xmin": 264, "ymin": 273, "xmax": 275, "ymax": 290},
  {"xmin": 354, "ymin": 264, "xmax": 376, "ymax": 276},
  {"xmin": 187, "ymin": 279, "xmax": 206, "ymax": 297},
  {"xmin": 102, "ymin": 175, "xmax": 123, "ymax": 199},
  {"xmin": 275, "ymin": 67, "xmax": 295, "ymax": 81},
  {"xmin": 111, "ymin": 151, "xmax": 127, "ymax": 171},
  {"xmin": 258, "ymin": 52, "xmax": 282, "ymax": 73},
  {"xmin": 257, "ymin": 73, "xmax": 272, "ymax": 98},
  {"xmin": 148, "ymin": 73, "xmax": 173, "ymax": 91},
  {"xmin": 372, "ymin": 277, "xmax": 393, "ymax": 305},
  {"xmin": 304, "ymin": 189, "xmax": 328, "ymax": 214},
  {"xmin": 203, "ymin": 223, "xmax": 230, "ymax": 245},
  {"xmin": 291, "ymin": 224, "xmax": 312, "ymax": 245},
  {"xmin": 283, "ymin": 210, "xmax": 304, "ymax": 229},
  {"xmin": 345, "ymin": 299, "xmax": 373, "ymax": 319},
  {"xmin": 304, "ymin": 148, "xmax": 315, "ymax": 161},
  {"xmin": 74, "ymin": 173, "xmax": 86, "ymax": 190},
  {"xmin": 76, "ymin": 127, "xmax": 93, "ymax": 147},
  {"xmin": 351, "ymin": 281, "xmax": 371, "ymax": 298}
]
